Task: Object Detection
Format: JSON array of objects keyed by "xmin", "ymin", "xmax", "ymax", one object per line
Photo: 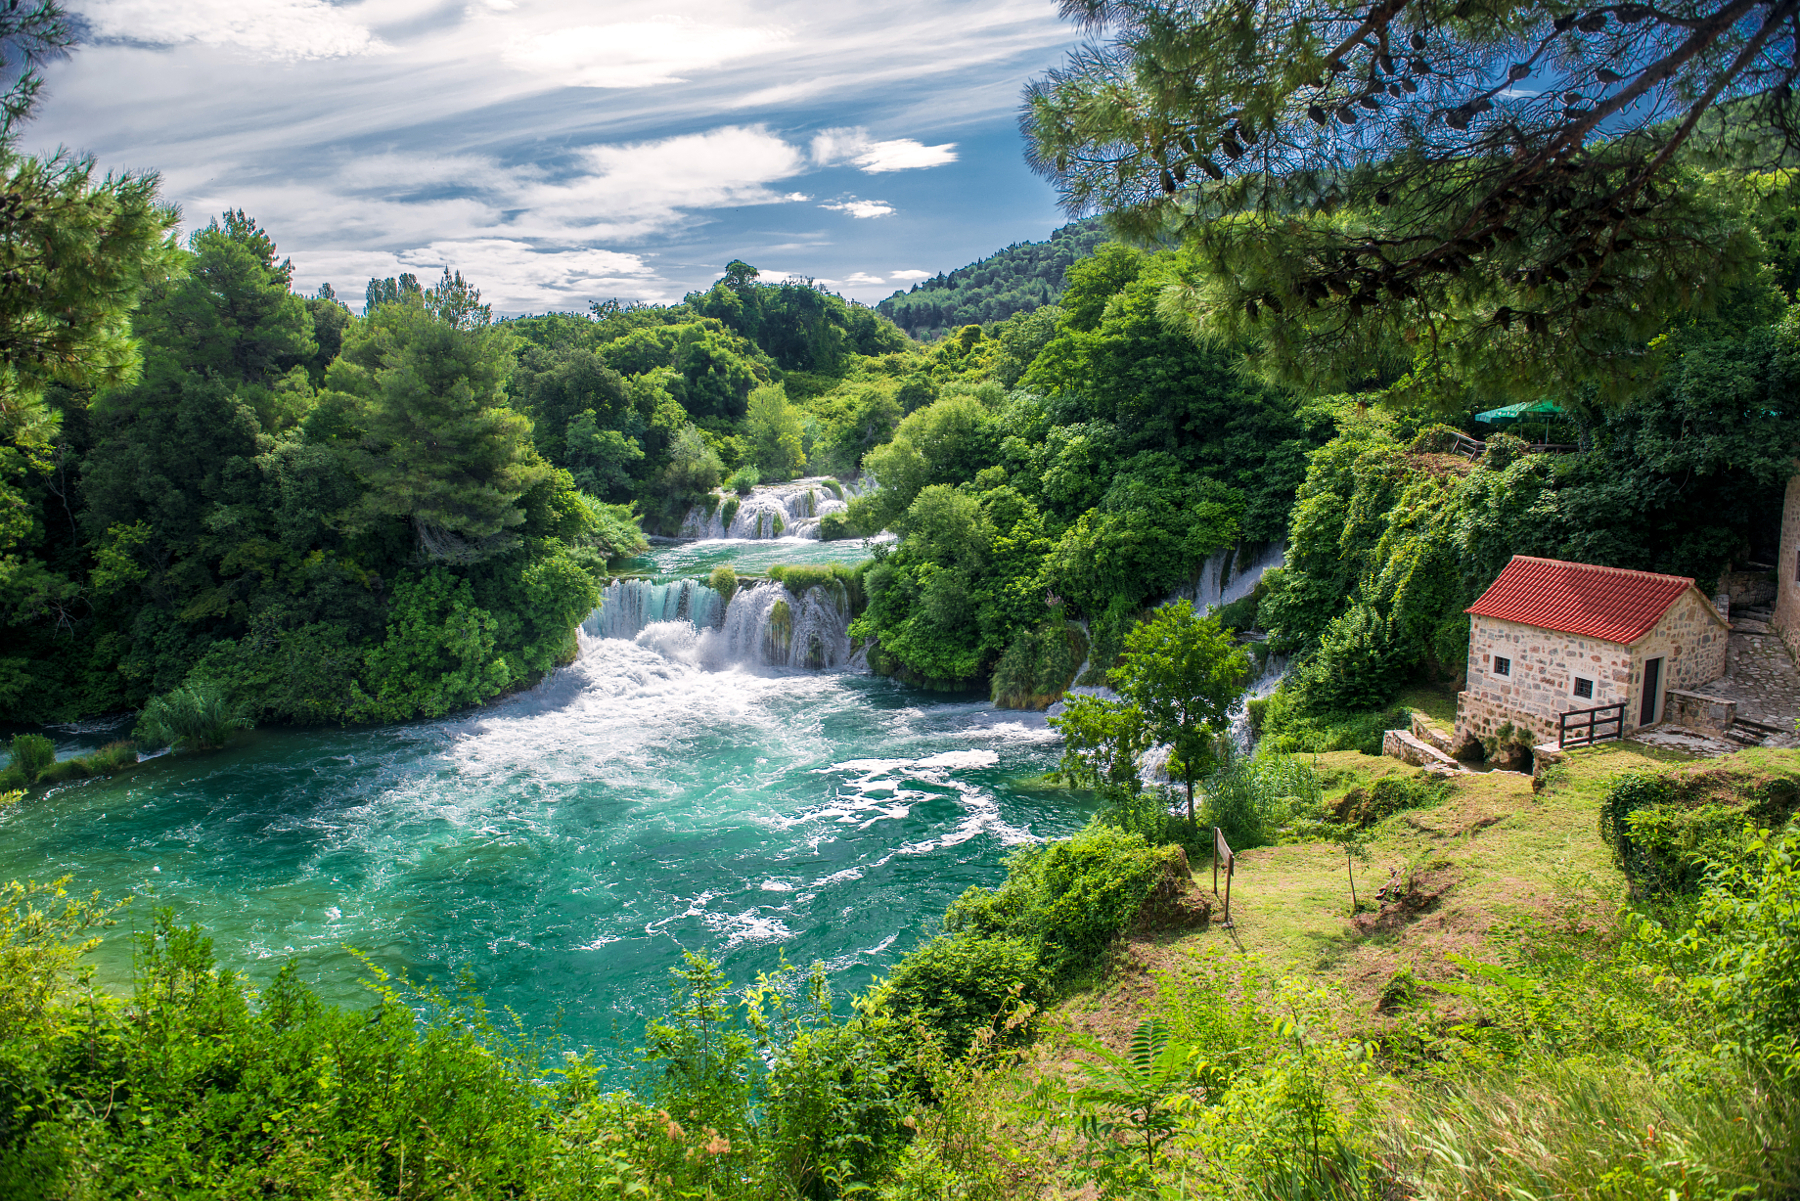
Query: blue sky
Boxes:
[{"xmin": 36, "ymin": 0, "xmax": 1082, "ymax": 313}]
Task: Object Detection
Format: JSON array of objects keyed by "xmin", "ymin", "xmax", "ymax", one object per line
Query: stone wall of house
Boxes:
[
  {"xmin": 1628, "ymin": 590, "xmax": 1728, "ymax": 723},
  {"xmin": 1775, "ymin": 473, "xmax": 1800, "ymax": 662},
  {"xmin": 1454, "ymin": 615, "xmax": 1632, "ymax": 749},
  {"xmin": 1720, "ymin": 568, "xmax": 1777, "ymax": 609},
  {"xmin": 1452, "ymin": 592, "xmax": 1727, "ymax": 749}
]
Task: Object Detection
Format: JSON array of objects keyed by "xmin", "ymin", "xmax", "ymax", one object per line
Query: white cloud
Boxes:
[
  {"xmin": 820, "ymin": 198, "xmax": 894, "ymax": 219},
  {"xmin": 841, "ymin": 271, "xmax": 884, "ymax": 285},
  {"xmin": 503, "ymin": 18, "xmax": 788, "ymax": 88},
  {"xmin": 811, "ymin": 126, "xmax": 958, "ymax": 173},
  {"xmin": 522, "ymin": 126, "xmax": 810, "ymax": 239},
  {"xmin": 79, "ymin": 0, "xmax": 385, "ymax": 60},
  {"xmin": 887, "ymin": 268, "xmax": 931, "ymax": 281}
]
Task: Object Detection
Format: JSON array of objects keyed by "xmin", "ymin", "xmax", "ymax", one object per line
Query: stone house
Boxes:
[
  {"xmin": 1775, "ymin": 474, "xmax": 1800, "ymax": 661},
  {"xmin": 1453, "ymin": 556, "xmax": 1729, "ymax": 752}
]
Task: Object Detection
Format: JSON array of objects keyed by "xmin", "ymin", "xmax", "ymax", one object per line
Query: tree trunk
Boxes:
[
  {"xmin": 1346, "ymin": 847, "xmax": 1357, "ymax": 912},
  {"xmin": 1185, "ymin": 776, "xmax": 1196, "ymax": 830}
]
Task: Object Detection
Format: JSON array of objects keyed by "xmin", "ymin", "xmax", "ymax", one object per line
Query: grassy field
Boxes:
[{"xmin": 1062, "ymin": 738, "xmax": 1702, "ymax": 1042}]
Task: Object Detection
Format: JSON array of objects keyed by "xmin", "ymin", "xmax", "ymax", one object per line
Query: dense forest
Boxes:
[{"xmin": 875, "ymin": 219, "xmax": 1108, "ymax": 339}]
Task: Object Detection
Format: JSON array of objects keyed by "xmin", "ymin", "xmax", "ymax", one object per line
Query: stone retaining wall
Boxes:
[{"xmin": 1664, "ymin": 689, "xmax": 1737, "ymax": 737}]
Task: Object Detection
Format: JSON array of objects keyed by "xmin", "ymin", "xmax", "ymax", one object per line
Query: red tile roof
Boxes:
[{"xmin": 1465, "ymin": 556, "xmax": 1715, "ymax": 644}]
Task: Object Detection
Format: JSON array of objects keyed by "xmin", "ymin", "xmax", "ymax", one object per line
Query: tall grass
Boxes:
[
  {"xmin": 134, "ymin": 680, "xmax": 252, "ymax": 751},
  {"xmin": 1202, "ymin": 749, "xmax": 1322, "ymax": 851},
  {"xmin": 1388, "ymin": 1058, "xmax": 1800, "ymax": 1199}
]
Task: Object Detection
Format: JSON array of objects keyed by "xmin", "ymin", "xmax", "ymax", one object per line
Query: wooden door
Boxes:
[{"xmin": 1640, "ymin": 657, "xmax": 1662, "ymax": 726}]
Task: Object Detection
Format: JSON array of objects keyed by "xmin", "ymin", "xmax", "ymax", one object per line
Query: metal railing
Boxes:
[
  {"xmin": 1559, "ymin": 702, "xmax": 1625, "ymax": 749},
  {"xmin": 1212, "ymin": 826, "xmax": 1236, "ymax": 928}
]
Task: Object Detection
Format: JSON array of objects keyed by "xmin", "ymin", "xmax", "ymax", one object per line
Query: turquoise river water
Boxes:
[{"xmin": 0, "ymin": 537, "xmax": 1088, "ymax": 1055}]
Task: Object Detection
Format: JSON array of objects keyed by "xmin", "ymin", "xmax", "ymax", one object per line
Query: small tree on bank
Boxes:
[
  {"xmin": 1113, "ymin": 602, "xmax": 1249, "ymax": 830},
  {"xmin": 1051, "ymin": 601, "xmax": 1248, "ymax": 832}
]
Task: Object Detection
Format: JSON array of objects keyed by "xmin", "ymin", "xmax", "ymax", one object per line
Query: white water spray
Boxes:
[{"xmin": 680, "ymin": 477, "xmax": 872, "ymax": 540}]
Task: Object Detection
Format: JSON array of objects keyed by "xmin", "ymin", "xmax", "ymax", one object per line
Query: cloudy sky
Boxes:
[{"xmin": 31, "ymin": 0, "xmax": 1082, "ymax": 313}]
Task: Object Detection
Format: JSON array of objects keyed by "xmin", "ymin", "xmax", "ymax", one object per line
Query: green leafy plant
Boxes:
[
  {"xmin": 728, "ymin": 464, "xmax": 761, "ymax": 495},
  {"xmin": 6, "ymin": 733, "xmax": 54, "ymax": 783},
  {"xmin": 1051, "ymin": 1019, "xmax": 1200, "ymax": 1191},
  {"xmin": 133, "ymin": 680, "xmax": 252, "ymax": 751},
  {"xmin": 710, "ymin": 564, "xmax": 739, "ymax": 606}
]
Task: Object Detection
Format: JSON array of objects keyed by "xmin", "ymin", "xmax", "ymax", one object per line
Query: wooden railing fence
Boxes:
[{"xmin": 1559, "ymin": 702, "xmax": 1625, "ymax": 749}]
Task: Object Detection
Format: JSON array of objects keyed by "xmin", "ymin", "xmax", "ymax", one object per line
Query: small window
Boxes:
[
  {"xmin": 1573, "ymin": 677, "xmax": 1593, "ymax": 699},
  {"xmin": 1493, "ymin": 656, "xmax": 1511, "ymax": 676}
]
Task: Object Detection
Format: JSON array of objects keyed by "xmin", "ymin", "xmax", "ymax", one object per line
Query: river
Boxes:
[{"xmin": 0, "ymin": 536, "xmax": 1087, "ymax": 1056}]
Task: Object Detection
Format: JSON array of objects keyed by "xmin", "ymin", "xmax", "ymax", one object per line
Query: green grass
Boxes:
[{"xmin": 1396, "ymin": 682, "xmax": 1459, "ymax": 729}]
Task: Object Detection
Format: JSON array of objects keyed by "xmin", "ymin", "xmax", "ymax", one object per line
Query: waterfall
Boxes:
[
  {"xmin": 1228, "ymin": 651, "xmax": 1292, "ymax": 754},
  {"xmin": 717, "ymin": 581, "xmax": 855, "ymax": 669},
  {"xmin": 584, "ymin": 578, "xmax": 725, "ymax": 640},
  {"xmin": 1162, "ymin": 540, "xmax": 1286, "ymax": 613},
  {"xmin": 679, "ymin": 477, "xmax": 869, "ymax": 540},
  {"xmin": 583, "ymin": 577, "xmax": 855, "ymax": 671}
]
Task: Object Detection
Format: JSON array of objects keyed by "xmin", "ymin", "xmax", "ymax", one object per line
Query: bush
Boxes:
[
  {"xmin": 1327, "ymin": 771, "xmax": 1448, "ymax": 828},
  {"xmin": 134, "ymin": 680, "xmax": 253, "ymax": 751},
  {"xmin": 6, "ymin": 734, "xmax": 54, "ymax": 783},
  {"xmin": 990, "ymin": 619, "xmax": 1086, "ymax": 710},
  {"xmin": 946, "ymin": 825, "xmax": 1173, "ymax": 973},
  {"xmin": 878, "ymin": 932, "xmax": 1052, "ymax": 1055},
  {"xmin": 729, "ymin": 465, "xmax": 761, "ymax": 495},
  {"xmin": 1255, "ymin": 686, "xmax": 1405, "ymax": 756},
  {"xmin": 38, "ymin": 757, "xmax": 91, "ymax": 785},
  {"xmin": 817, "ymin": 511, "xmax": 866, "ymax": 541},
  {"xmin": 721, "ymin": 495, "xmax": 741, "ymax": 531},
  {"xmin": 768, "ymin": 563, "xmax": 867, "ymax": 615},
  {"xmin": 710, "ymin": 565, "xmax": 739, "ymax": 605},
  {"xmin": 1203, "ymin": 751, "xmax": 1323, "ymax": 849},
  {"xmin": 1599, "ymin": 761, "xmax": 1800, "ymax": 898}
]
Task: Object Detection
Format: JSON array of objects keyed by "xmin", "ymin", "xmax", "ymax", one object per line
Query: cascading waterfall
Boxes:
[
  {"xmin": 584, "ymin": 577, "xmax": 855, "ymax": 670},
  {"xmin": 717, "ymin": 581, "xmax": 854, "ymax": 669},
  {"xmin": 679, "ymin": 477, "xmax": 870, "ymax": 540},
  {"xmin": 585, "ymin": 578, "xmax": 726, "ymax": 640},
  {"xmin": 1164, "ymin": 540, "xmax": 1287, "ymax": 613}
]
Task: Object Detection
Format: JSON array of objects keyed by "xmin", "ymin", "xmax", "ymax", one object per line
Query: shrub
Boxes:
[
  {"xmin": 39, "ymin": 757, "xmax": 91, "ymax": 785},
  {"xmin": 818, "ymin": 511, "xmax": 866, "ymax": 541},
  {"xmin": 768, "ymin": 563, "xmax": 867, "ymax": 615},
  {"xmin": 822, "ymin": 479, "xmax": 845, "ymax": 501},
  {"xmin": 946, "ymin": 825, "xmax": 1173, "ymax": 973},
  {"xmin": 990, "ymin": 619, "xmax": 1086, "ymax": 710},
  {"xmin": 1327, "ymin": 771, "xmax": 1448, "ymax": 828},
  {"xmin": 1481, "ymin": 430, "xmax": 1530, "ymax": 469},
  {"xmin": 87, "ymin": 742, "xmax": 139, "ymax": 773},
  {"xmin": 721, "ymin": 496, "xmax": 741, "ymax": 531},
  {"xmin": 134, "ymin": 680, "xmax": 253, "ymax": 751},
  {"xmin": 729, "ymin": 465, "xmax": 761, "ymax": 495},
  {"xmin": 1256, "ymin": 686, "xmax": 1405, "ymax": 756},
  {"xmin": 710, "ymin": 565, "xmax": 739, "ymax": 605},
  {"xmin": 1203, "ymin": 751, "xmax": 1323, "ymax": 849},
  {"xmin": 1600, "ymin": 761, "xmax": 1800, "ymax": 898},
  {"xmin": 878, "ymin": 933, "xmax": 1052, "ymax": 1054},
  {"xmin": 7, "ymin": 734, "xmax": 54, "ymax": 783}
]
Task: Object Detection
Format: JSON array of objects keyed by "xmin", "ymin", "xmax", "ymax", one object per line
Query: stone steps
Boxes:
[{"xmin": 1727, "ymin": 716, "xmax": 1791, "ymax": 746}]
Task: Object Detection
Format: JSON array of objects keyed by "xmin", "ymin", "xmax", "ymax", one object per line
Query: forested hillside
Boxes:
[
  {"xmin": 0, "ymin": 238, "xmax": 928, "ymax": 725},
  {"xmin": 875, "ymin": 218, "xmax": 1107, "ymax": 339}
]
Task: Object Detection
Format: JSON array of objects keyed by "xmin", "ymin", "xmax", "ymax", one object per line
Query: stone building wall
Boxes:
[
  {"xmin": 1626, "ymin": 590, "xmax": 1728, "ymax": 723},
  {"xmin": 1455, "ymin": 616, "xmax": 1633, "ymax": 748},
  {"xmin": 1775, "ymin": 473, "xmax": 1800, "ymax": 662},
  {"xmin": 1452, "ymin": 590, "xmax": 1727, "ymax": 749}
]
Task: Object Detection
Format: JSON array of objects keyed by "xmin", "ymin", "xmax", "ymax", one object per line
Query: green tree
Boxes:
[
  {"xmin": 1111, "ymin": 602, "xmax": 1248, "ymax": 829},
  {"xmin": 1024, "ymin": 0, "xmax": 1794, "ymax": 407},
  {"xmin": 346, "ymin": 291, "xmax": 549, "ymax": 561},
  {"xmin": 746, "ymin": 382, "xmax": 806, "ymax": 479}
]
